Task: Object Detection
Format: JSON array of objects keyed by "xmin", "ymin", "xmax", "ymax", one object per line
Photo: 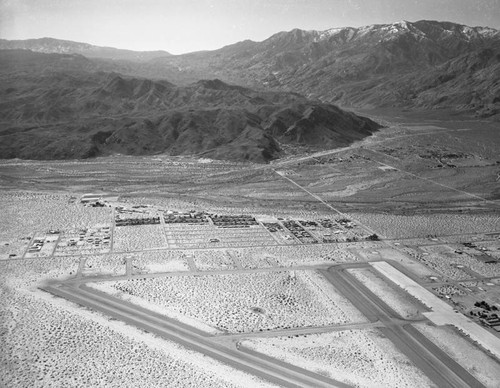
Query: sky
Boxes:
[{"xmin": 1, "ymin": 0, "xmax": 500, "ymax": 54}]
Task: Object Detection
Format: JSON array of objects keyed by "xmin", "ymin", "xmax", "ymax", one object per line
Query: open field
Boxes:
[
  {"xmin": 131, "ymin": 250, "xmax": 191, "ymax": 273},
  {"xmin": 0, "ymin": 275, "xmax": 275, "ymax": 388},
  {"xmin": 113, "ymin": 224, "xmax": 167, "ymax": 252},
  {"xmin": 348, "ymin": 211, "xmax": 500, "ymax": 239},
  {"xmin": 90, "ymin": 270, "xmax": 367, "ymax": 334},
  {"xmin": 0, "ymin": 192, "xmax": 112, "ymax": 236},
  {"xmin": 191, "ymin": 250, "xmax": 237, "ymax": 271},
  {"xmin": 420, "ymin": 244, "xmax": 500, "ymax": 278},
  {"xmin": 165, "ymin": 223, "xmax": 277, "ymax": 249},
  {"xmin": 241, "ymin": 329, "xmax": 436, "ymax": 388},
  {"xmin": 399, "ymin": 244, "xmax": 500, "ymax": 281},
  {"xmin": 82, "ymin": 254, "xmax": 126, "ymax": 276},
  {"xmin": 266, "ymin": 244, "xmax": 361, "ymax": 267}
]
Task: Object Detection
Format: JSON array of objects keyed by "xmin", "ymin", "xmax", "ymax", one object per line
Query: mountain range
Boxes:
[
  {"xmin": 0, "ymin": 37, "xmax": 171, "ymax": 61},
  {"xmin": 0, "ymin": 51, "xmax": 379, "ymax": 162},
  {"xmin": 154, "ymin": 20, "xmax": 500, "ymax": 117},
  {"xmin": 1, "ymin": 20, "xmax": 499, "ymax": 162}
]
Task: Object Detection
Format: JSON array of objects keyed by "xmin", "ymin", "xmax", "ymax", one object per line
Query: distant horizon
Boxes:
[
  {"xmin": 2, "ymin": 18, "xmax": 500, "ymax": 56},
  {"xmin": 1, "ymin": 0, "xmax": 499, "ymax": 54}
]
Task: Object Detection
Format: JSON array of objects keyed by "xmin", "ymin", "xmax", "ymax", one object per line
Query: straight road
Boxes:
[
  {"xmin": 270, "ymin": 126, "xmax": 473, "ymax": 169},
  {"xmin": 364, "ymin": 149, "xmax": 499, "ymax": 206},
  {"xmin": 62, "ymin": 264, "xmax": 334, "ymax": 286},
  {"xmin": 76, "ymin": 256, "xmax": 87, "ymax": 278},
  {"xmin": 110, "ymin": 206, "xmax": 116, "ymax": 252},
  {"xmin": 274, "ymin": 170, "xmax": 380, "ymax": 237},
  {"xmin": 5, "ymin": 229, "xmax": 498, "ymax": 263},
  {"xmin": 217, "ymin": 321, "xmax": 382, "ymax": 341}
]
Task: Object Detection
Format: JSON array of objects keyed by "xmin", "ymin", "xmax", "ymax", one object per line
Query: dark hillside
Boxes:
[{"xmin": 0, "ymin": 51, "xmax": 380, "ymax": 162}]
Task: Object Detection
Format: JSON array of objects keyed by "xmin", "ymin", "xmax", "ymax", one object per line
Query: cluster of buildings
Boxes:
[
  {"xmin": 475, "ymin": 301, "xmax": 500, "ymax": 332},
  {"xmin": 60, "ymin": 227, "xmax": 111, "ymax": 250},
  {"xmin": 262, "ymin": 222, "xmax": 283, "ymax": 233},
  {"xmin": 482, "ymin": 315, "xmax": 500, "ymax": 331},
  {"xmin": 115, "ymin": 217, "xmax": 160, "ymax": 226},
  {"xmin": 115, "ymin": 206, "xmax": 160, "ymax": 227},
  {"xmin": 163, "ymin": 211, "xmax": 259, "ymax": 227},
  {"xmin": 209, "ymin": 215, "xmax": 258, "ymax": 228},
  {"xmin": 28, "ymin": 238, "xmax": 45, "ymax": 253},
  {"xmin": 164, "ymin": 211, "xmax": 208, "ymax": 224},
  {"xmin": 282, "ymin": 220, "xmax": 318, "ymax": 243},
  {"xmin": 80, "ymin": 193, "xmax": 118, "ymax": 207}
]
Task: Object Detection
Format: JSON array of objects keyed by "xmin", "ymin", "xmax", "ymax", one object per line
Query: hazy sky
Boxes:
[{"xmin": 1, "ymin": 0, "xmax": 499, "ymax": 54}]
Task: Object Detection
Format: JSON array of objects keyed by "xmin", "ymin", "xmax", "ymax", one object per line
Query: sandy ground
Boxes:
[
  {"xmin": 0, "ymin": 236, "xmax": 30, "ymax": 260},
  {"xmin": 89, "ymin": 281, "xmax": 221, "ymax": 334},
  {"xmin": 0, "ymin": 192, "xmax": 112, "ymax": 239},
  {"xmin": 84, "ymin": 254, "xmax": 126, "ymax": 276},
  {"xmin": 266, "ymin": 244, "xmax": 361, "ymax": 267},
  {"xmin": 0, "ymin": 192, "xmax": 112, "ymax": 260},
  {"xmin": 131, "ymin": 250, "xmax": 190, "ymax": 273},
  {"xmin": 413, "ymin": 322, "xmax": 500, "ymax": 388},
  {"xmin": 90, "ymin": 270, "xmax": 367, "ymax": 334},
  {"xmin": 1, "ymin": 161, "xmax": 498, "ymax": 387},
  {"xmin": 241, "ymin": 329, "xmax": 436, "ymax": 388},
  {"xmin": 348, "ymin": 212, "xmax": 500, "ymax": 239},
  {"xmin": 192, "ymin": 250, "xmax": 237, "ymax": 270},
  {"xmin": 113, "ymin": 225, "xmax": 167, "ymax": 251},
  {"xmin": 420, "ymin": 244, "xmax": 500, "ymax": 278},
  {"xmin": 0, "ymin": 260, "xmax": 278, "ymax": 388}
]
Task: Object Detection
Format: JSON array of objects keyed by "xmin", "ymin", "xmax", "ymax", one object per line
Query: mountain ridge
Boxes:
[
  {"xmin": 0, "ymin": 37, "xmax": 172, "ymax": 62},
  {"xmin": 3, "ymin": 20, "xmax": 498, "ymax": 62},
  {"xmin": 2, "ymin": 19, "xmax": 499, "ymax": 162},
  {"xmin": 0, "ymin": 51, "xmax": 380, "ymax": 162},
  {"xmin": 151, "ymin": 20, "xmax": 500, "ymax": 117}
]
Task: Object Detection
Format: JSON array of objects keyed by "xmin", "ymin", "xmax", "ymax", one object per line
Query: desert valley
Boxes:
[{"xmin": 1, "ymin": 17, "xmax": 500, "ymax": 388}]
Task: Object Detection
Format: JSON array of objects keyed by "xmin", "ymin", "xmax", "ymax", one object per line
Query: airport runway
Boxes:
[
  {"xmin": 41, "ymin": 280, "xmax": 350, "ymax": 388},
  {"xmin": 321, "ymin": 266, "xmax": 486, "ymax": 388},
  {"xmin": 41, "ymin": 260, "xmax": 488, "ymax": 388}
]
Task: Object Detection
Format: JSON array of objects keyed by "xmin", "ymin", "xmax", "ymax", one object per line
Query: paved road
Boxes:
[
  {"xmin": 76, "ymin": 256, "xmax": 86, "ymax": 278},
  {"xmin": 273, "ymin": 170, "xmax": 380, "ymax": 237},
  {"xmin": 62, "ymin": 264, "xmax": 334, "ymax": 286},
  {"xmin": 41, "ymin": 280, "xmax": 349, "ymax": 388},
  {"xmin": 321, "ymin": 266, "xmax": 486, "ymax": 388},
  {"xmin": 217, "ymin": 321, "xmax": 382, "ymax": 341}
]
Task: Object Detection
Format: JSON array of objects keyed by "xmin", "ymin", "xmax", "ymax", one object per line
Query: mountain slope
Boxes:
[
  {"xmin": 0, "ymin": 50, "xmax": 380, "ymax": 162},
  {"xmin": 5, "ymin": 21, "xmax": 498, "ymax": 117},
  {"xmin": 153, "ymin": 20, "xmax": 500, "ymax": 117},
  {"xmin": 0, "ymin": 37, "xmax": 171, "ymax": 61}
]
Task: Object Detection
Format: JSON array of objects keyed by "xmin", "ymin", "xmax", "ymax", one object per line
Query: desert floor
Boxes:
[{"xmin": 1, "ymin": 111, "xmax": 500, "ymax": 387}]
